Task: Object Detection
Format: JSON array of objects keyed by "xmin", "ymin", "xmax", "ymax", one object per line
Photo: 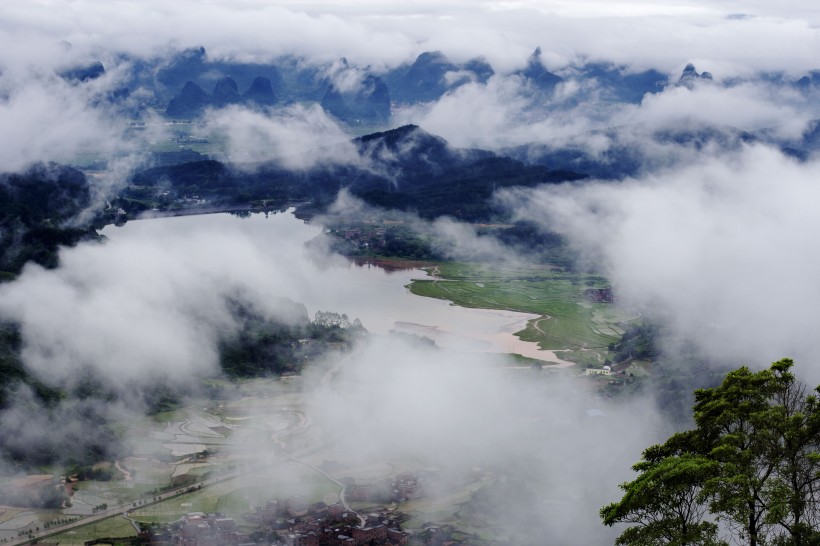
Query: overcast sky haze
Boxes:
[{"xmin": 1, "ymin": 0, "xmax": 818, "ymax": 74}]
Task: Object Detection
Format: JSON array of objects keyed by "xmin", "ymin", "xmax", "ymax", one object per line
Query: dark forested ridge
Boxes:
[
  {"xmin": 123, "ymin": 124, "xmax": 586, "ymax": 222},
  {"xmin": 0, "ymin": 125, "xmax": 587, "ymax": 279},
  {"xmin": 0, "ymin": 162, "xmax": 107, "ymax": 276}
]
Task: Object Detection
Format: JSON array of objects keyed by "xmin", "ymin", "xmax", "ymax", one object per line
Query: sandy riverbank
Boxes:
[{"xmin": 394, "ymin": 309, "xmax": 575, "ymax": 368}]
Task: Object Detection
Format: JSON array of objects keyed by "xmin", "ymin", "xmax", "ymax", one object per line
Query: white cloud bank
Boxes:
[
  {"xmin": 395, "ymin": 74, "xmax": 818, "ymax": 152},
  {"xmin": 305, "ymin": 335, "xmax": 665, "ymax": 545},
  {"xmin": 1, "ymin": 1, "xmax": 819, "ymax": 74},
  {"xmin": 202, "ymin": 104, "xmax": 359, "ymax": 168},
  {"xmin": 500, "ymin": 145, "xmax": 820, "ymax": 381},
  {"xmin": 0, "ymin": 0, "xmax": 817, "ymax": 172}
]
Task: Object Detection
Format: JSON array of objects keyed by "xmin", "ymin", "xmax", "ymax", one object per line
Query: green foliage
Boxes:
[
  {"xmin": 610, "ymin": 324, "xmax": 658, "ymax": 363},
  {"xmin": 142, "ymin": 382, "xmax": 182, "ymax": 415},
  {"xmin": 0, "ymin": 162, "xmax": 98, "ymax": 274},
  {"xmin": 0, "ymin": 322, "xmax": 26, "ymax": 408},
  {"xmin": 313, "ymin": 311, "xmax": 360, "ymax": 330},
  {"xmin": 323, "ymin": 221, "xmax": 535, "ymax": 262},
  {"xmin": 603, "ymin": 359, "xmax": 820, "ymax": 546},
  {"xmin": 0, "ymin": 322, "xmax": 64, "ymax": 410},
  {"xmin": 693, "ymin": 366, "xmax": 782, "ymax": 544},
  {"xmin": 218, "ymin": 308, "xmax": 365, "ymax": 378},
  {"xmin": 70, "ymin": 464, "xmax": 117, "ymax": 482},
  {"xmin": 602, "ymin": 432, "xmax": 724, "ymax": 545},
  {"xmin": 219, "ymin": 321, "xmax": 303, "ymax": 376}
]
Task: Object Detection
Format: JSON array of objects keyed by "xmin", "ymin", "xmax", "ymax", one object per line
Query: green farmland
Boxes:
[
  {"xmin": 408, "ymin": 263, "xmax": 633, "ymax": 353},
  {"xmin": 47, "ymin": 516, "xmax": 138, "ymax": 545}
]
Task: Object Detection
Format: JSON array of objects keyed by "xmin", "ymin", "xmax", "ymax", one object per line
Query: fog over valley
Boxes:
[{"xmin": 1, "ymin": 2, "xmax": 820, "ymax": 546}]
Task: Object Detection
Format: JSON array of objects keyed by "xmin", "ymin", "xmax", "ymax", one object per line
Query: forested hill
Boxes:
[
  {"xmin": 124, "ymin": 125, "xmax": 586, "ymax": 221},
  {"xmin": 0, "ymin": 162, "xmax": 102, "ymax": 276}
]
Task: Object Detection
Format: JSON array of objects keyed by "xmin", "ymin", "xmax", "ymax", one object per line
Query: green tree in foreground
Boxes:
[{"xmin": 602, "ymin": 359, "xmax": 820, "ymax": 546}]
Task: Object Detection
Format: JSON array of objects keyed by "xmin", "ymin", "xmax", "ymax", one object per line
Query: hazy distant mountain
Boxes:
[
  {"xmin": 165, "ymin": 77, "xmax": 279, "ymax": 116},
  {"xmin": 320, "ymin": 74, "xmax": 390, "ymax": 125},
  {"xmin": 159, "ymin": 48, "xmax": 388, "ymax": 122},
  {"xmin": 384, "ymin": 51, "xmax": 495, "ymax": 104},
  {"xmin": 515, "ymin": 47, "xmax": 563, "ymax": 93},
  {"xmin": 354, "ymin": 124, "xmax": 491, "ymax": 174},
  {"xmin": 800, "ymin": 119, "xmax": 820, "ymax": 149},
  {"xmin": 156, "ymin": 46, "xmax": 286, "ymax": 101},
  {"xmin": 155, "ymin": 47, "xmax": 496, "ymax": 110},
  {"xmin": 677, "ymin": 63, "xmax": 713, "ymax": 87},
  {"xmin": 77, "ymin": 44, "xmax": 820, "ymax": 129},
  {"xmin": 506, "ymin": 123, "xmax": 760, "ymax": 179},
  {"xmin": 572, "ymin": 62, "xmax": 668, "ymax": 103},
  {"xmin": 156, "ymin": 46, "xmax": 208, "ymax": 92},
  {"xmin": 384, "ymin": 51, "xmax": 457, "ymax": 103},
  {"xmin": 796, "ymin": 70, "xmax": 820, "ymax": 90},
  {"xmin": 211, "ymin": 76, "xmax": 242, "ymax": 107},
  {"xmin": 242, "ymin": 76, "xmax": 277, "ymax": 106},
  {"xmin": 346, "ymin": 126, "xmax": 584, "ymax": 219},
  {"xmin": 165, "ymin": 81, "xmax": 210, "ymax": 118}
]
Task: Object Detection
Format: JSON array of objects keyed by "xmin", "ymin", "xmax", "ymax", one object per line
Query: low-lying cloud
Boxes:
[
  {"xmin": 0, "ymin": 1, "xmax": 817, "ymax": 178},
  {"xmin": 1, "ymin": 1, "xmax": 820, "ymax": 541},
  {"xmin": 0, "ymin": 209, "xmax": 669, "ymax": 544},
  {"xmin": 318, "ymin": 189, "xmax": 524, "ymax": 264},
  {"xmin": 633, "ymin": 80, "xmax": 812, "ymax": 138},
  {"xmin": 201, "ymin": 104, "xmax": 360, "ymax": 169},
  {"xmin": 0, "ymin": 214, "xmax": 315, "ymax": 388},
  {"xmin": 3, "ymin": 1, "xmax": 819, "ymax": 75},
  {"xmin": 0, "ymin": 75, "xmax": 131, "ymax": 172},
  {"xmin": 302, "ymin": 335, "xmax": 665, "ymax": 545},
  {"xmin": 396, "ymin": 72, "xmax": 818, "ymax": 156},
  {"xmin": 500, "ymin": 144, "xmax": 820, "ymax": 382},
  {"xmin": 0, "ymin": 205, "xmax": 518, "ymax": 391}
]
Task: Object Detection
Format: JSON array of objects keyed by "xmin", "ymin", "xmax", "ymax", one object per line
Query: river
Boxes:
[{"xmin": 101, "ymin": 211, "xmax": 573, "ymax": 367}]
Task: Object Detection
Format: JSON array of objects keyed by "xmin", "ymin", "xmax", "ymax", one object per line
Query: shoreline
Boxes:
[
  {"xmin": 349, "ymin": 256, "xmax": 438, "ymax": 272},
  {"xmin": 393, "ymin": 312, "xmax": 576, "ymax": 368}
]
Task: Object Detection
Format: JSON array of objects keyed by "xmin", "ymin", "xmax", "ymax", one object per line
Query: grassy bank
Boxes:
[{"xmin": 408, "ymin": 263, "xmax": 627, "ymax": 354}]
